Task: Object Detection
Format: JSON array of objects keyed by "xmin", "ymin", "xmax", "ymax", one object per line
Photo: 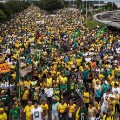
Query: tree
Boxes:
[
  {"xmin": 76, "ymin": 0, "xmax": 82, "ymax": 9},
  {"xmin": 35, "ymin": 0, "xmax": 63, "ymax": 11},
  {"xmin": 105, "ymin": 2, "xmax": 118, "ymax": 10},
  {"xmin": 0, "ymin": 3, "xmax": 13, "ymax": 19},
  {"xmin": 0, "ymin": 9, "xmax": 6, "ymax": 22}
]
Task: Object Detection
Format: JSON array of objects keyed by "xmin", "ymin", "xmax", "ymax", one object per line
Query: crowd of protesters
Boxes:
[{"xmin": 0, "ymin": 4, "xmax": 120, "ymax": 120}]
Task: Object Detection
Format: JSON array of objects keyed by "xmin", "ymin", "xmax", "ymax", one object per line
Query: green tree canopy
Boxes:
[
  {"xmin": 0, "ymin": 9, "xmax": 6, "ymax": 22},
  {"xmin": 105, "ymin": 2, "xmax": 118, "ymax": 10},
  {"xmin": 33, "ymin": 0, "xmax": 63, "ymax": 11}
]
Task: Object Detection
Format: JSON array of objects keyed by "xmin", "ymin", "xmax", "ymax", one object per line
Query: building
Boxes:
[{"xmin": 0, "ymin": 0, "xmax": 8, "ymax": 3}]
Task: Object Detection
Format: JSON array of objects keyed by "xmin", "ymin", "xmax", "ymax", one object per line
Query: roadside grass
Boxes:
[{"xmin": 87, "ymin": 19, "xmax": 104, "ymax": 28}]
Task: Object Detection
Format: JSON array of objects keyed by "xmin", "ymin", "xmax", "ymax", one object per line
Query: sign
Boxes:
[
  {"xmin": 0, "ymin": 62, "xmax": 10, "ymax": 73},
  {"xmin": 20, "ymin": 65, "xmax": 32, "ymax": 77},
  {"xmin": 36, "ymin": 20, "xmax": 44, "ymax": 25}
]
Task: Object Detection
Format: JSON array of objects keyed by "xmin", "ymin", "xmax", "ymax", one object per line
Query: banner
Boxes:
[
  {"xmin": 31, "ymin": 49, "xmax": 41, "ymax": 60},
  {"xmin": 20, "ymin": 65, "xmax": 32, "ymax": 77},
  {"xmin": 0, "ymin": 54, "xmax": 6, "ymax": 64},
  {"xmin": 36, "ymin": 20, "xmax": 44, "ymax": 25},
  {"xmin": 0, "ymin": 62, "xmax": 10, "ymax": 73}
]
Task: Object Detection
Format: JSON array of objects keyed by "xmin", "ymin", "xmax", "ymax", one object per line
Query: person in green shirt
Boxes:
[
  {"xmin": 60, "ymin": 83, "xmax": 67, "ymax": 98},
  {"xmin": 0, "ymin": 92, "xmax": 9, "ymax": 107},
  {"xmin": 9, "ymin": 103, "xmax": 20, "ymax": 120},
  {"xmin": 78, "ymin": 105, "xmax": 88, "ymax": 120}
]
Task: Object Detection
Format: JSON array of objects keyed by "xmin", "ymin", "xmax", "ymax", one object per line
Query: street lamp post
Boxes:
[{"xmin": 86, "ymin": 0, "xmax": 87, "ymax": 26}]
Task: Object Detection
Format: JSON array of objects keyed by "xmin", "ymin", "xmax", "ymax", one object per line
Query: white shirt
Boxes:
[
  {"xmin": 0, "ymin": 82, "xmax": 9, "ymax": 88},
  {"xmin": 85, "ymin": 57, "xmax": 91, "ymax": 63},
  {"xmin": 103, "ymin": 93, "xmax": 110, "ymax": 101},
  {"xmin": 45, "ymin": 88, "xmax": 53, "ymax": 97},
  {"xmin": 6, "ymin": 48, "xmax": 10, "ymax": 55},
  {"xmin": 52, "ymin": 102, "xmax": 59, "ymax": 114},
  {"xmin": 112, "ymin": 87, "xmax": 120, "ymax": 94},
  {"xmin": 31, "ymin": 107, "xmax": 43, "ymax": 120}
]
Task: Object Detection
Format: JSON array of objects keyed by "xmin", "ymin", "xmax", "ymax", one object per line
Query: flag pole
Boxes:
[
  {"xmin": 18, "ymin": 55, "xmax": 21, "ymax": 105},
  {"xmin": 17, "ymin": 54, "xmax": 21, "ymax": 119},
  {"xmin": 16, "ymin": 55, "xmax": 21, "ymax": 118}
]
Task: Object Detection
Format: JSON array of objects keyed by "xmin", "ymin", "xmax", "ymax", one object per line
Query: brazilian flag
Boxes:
[
  {"xmin": 34, "ymin": 50, "xmax": 40, "ymax": 61},
  {"xmin": 96, "ymin": 27, "xmax": 106, "ymax": 37},
  {"xmin": 71, "ymin": 29, "xmax": 80, "ymax": 39}
]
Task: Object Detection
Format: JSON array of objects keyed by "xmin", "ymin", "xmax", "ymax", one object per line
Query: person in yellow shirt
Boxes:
[
  {"xmin": 21, "ymin": 86, "xmax": 29, "ymax": 107},
  {"xmin": 24, "ymin": 78, "xmax": 31, "ymax": 89},
  {"xmin": 24, "ymin": 101, "xmax": 34, "ymax": 120},
  {"xmin": 11, "ymin": 71, "xmax": 16, "ymax": 80},
  {"xmin": 83, "ymin": 88, "xmax": 90, "ymax": 110},
  {"xmin": 103, "ymin": 111, "xmax": 114, "ymax": 120},
  {"xmin": 58, "ymin": 99, "xmax": 67, "ymax": 120},
  {"xmin": 68, "ymin": 99, "xmax": 76, "ymax": 120},
  {"xmin": 60, "ymin": 75, "xmax": 67, "ymax": 84},
  {"xmin": 0, "ymin": 108, "xmax": 7, "ymax": 120},
  {"xmin": 46, "ymin": 74, "xmax": 52, "ymax": 87},
  {"xmin": 76, "ymin": 57, "xmax": 82, "ymax": 70},
  {"xmin": 107, "ymin": 73, "xmax": 114, "ymax": 84},
  {"xmin": 40, "ymin": 100, "xmax": 48, "ymax": 120}
]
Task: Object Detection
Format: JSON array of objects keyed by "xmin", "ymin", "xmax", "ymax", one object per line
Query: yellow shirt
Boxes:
[
  {"xmin": 107, "ymin": 75, "xmax": 114, "ymax": 83},
  {"xmin": 24, "ymin": 105, "xmax": 34, "ymax": 120},
  {"xmin": 46, "ymin": 77, "xmax": 52, "ymax": 87},
  {"xmin": 103, "ymin": 115, "xmax": 113, "ymax": 120},
  {"xmin": 0, "ymin": 113, "xmax": 7, "ymax": 120},
  {"xmin": 50, "ymin": 70, "xmax": 56, "ymax": 77},
  {"xmin": 22, "ymin": 90, "xmax": 29, "ymax": 100},
  {"xmin": 68, "ymin": 104, "xmax": 76, "ymax": 114},
  {"xmin": 76, "ymin": 59, "xmax": 82, "ymax": 66},
  {"xmin": 76, "ymin": 107, "xmax": 80, "ymax": 120},
  {"xmin": 111, "ymin": 81, "xmax": 119, "ymax": 87},
  {"xmin": 60, "ymin": 77, "xmax": 67, "ymax": 83},
  {"xmin": 58, "ymin": 103, "xmax": 67, "ymax": 113},
  {"xmin": 11, "ymin": 73, "xmax": 16, "ymax": 80},
  {"xmin": 84, "ymin": 92, "xmax": 90, "ymax": 103},
  {"xmin": 40, "ymin": 104, "xmax": 48, "ymax": 113},
  {"xmin": 24, "ymin": 81, "xmax": 31, "ymax": 89}
]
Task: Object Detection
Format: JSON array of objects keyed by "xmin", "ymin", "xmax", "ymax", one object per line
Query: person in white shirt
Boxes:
[
  {"xmin": 52, "ymin": 97, "xmax": 59, "ymax": 120},
  {"xmin": 31, "ymin": 102, "xmax": 43, "ymax": 120},
  {"xmin": 112, "ymin": 83, "xmax": 120, "ymax": 94},
  {"xmin": 100, "ymin": 91, "xmax": 110, "ymax": 116},
  {"xmin": 0, "ymin": 80, "xmax": 9, "ymax": 89}
]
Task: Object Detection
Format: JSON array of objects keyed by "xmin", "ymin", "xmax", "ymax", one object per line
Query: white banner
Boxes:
[{"xmin": 20, "ymin": 65, "xmax": 32, "ymax": 77}]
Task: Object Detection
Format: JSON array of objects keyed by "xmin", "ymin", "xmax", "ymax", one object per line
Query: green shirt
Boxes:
[
  {"xmin": 9, "ymin": 107, "xmax": 20, "ymax": 119},
  {"xmin": 0, "ymin": 95, "xmax": 9, "ymax": 105},
  {"xmin": 79, "ymin": 107, "xmax": 87, "ymax": 120},
  {"xmin": 60, "ymin": 85, "xmax": 67, "ymax": 91}
]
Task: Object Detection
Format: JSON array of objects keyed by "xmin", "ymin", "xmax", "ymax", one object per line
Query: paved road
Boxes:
[{"xmin": 93, "ymin": 10, "xmax": 120, "ymax": 28}]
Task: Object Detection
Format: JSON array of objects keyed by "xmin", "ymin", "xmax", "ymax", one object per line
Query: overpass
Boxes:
[{"xmin": 93, "ymin": 10, "xmax": 120, "ymax": 28}]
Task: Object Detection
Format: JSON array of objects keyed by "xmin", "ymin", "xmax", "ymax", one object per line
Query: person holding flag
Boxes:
[{"xmin": 76, "ymin": 104, "xmax": 88, "ymax": 120}]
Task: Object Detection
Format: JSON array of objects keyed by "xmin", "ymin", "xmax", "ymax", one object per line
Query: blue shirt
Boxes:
[
  {"xmin": 82, "ymin": 70, "xmax": 89, "ymax": 79},
  {"xmin": 101, "ymin": 84, "xmax": 110, "ymax": 94},
  {"xmin": 95, "ymin": 89, "xmax": 101, "ymax": 98}
]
